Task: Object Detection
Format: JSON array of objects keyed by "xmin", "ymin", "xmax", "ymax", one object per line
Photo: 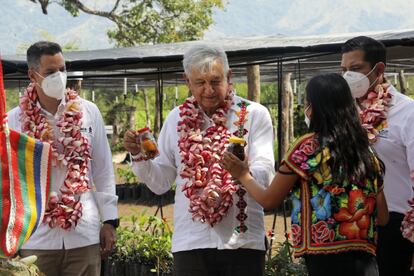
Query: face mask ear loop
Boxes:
[
  {"xmin": 304, "ymin": 104, "xmax": 311, "ymax": 114},
  {"xmin": 366, "ymin": 64, "xmax": 377, "ymax": 77},
  {"xmin": 366, "ymin": 64, "xmax": 379, "ymax": 91},
  {"xmin": 33, "ymin": 71, "xmax": 45, "ymax": 80},
  {"xmin": 33, "ymin": 71, "xmax": 44, "ymax": 89}
]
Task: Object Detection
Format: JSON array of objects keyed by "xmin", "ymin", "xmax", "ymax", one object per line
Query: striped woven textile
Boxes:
[{"xmin": 0, "ymin": 60, "xmax": 52, "ymax": 257}]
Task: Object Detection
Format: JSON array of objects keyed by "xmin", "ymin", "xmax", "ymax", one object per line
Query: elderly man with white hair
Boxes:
[{"xmin": 124, "ymin": 44, "xmax": 274, "ymax": 276}]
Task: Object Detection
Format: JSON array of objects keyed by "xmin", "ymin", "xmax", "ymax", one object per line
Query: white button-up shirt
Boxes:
[
  {"xmin": 373, "ymin": 85, "xmax": 414, "ymax": 214},
  {"xmin": 131, "ymin": 95, "xmax": 275, "ymax": 253},
  {"xmin": 8, "ymin": 97, "xmax": 118, "ymax": 250}
]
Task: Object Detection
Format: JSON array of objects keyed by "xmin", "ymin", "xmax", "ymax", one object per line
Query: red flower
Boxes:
[
  {"xmin": 311, "ymin": 220, "xmax": 335, "ymax": 244},
  {"xmin": 324, "ymin": 185, "xmax": 346, "ymax": 195},
  {"xmin": 333, "ymin": 189, "xmax": 375, "ymax": 240},
  {"xmin": 291, "ymin": 224, "xmax": 302, "ymax": 246},
  {"xmin": 267, "ymin": 230, "xmax": 275, "ymax": 238},
  {"xmin": 299, "ymin": 138, "xmax": 319, "ymax": 156}
]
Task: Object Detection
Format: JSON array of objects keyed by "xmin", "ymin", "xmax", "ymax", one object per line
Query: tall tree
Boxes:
[{"xmin": 29, "ymin": 0, "xmax": 224, "ymax": 47}]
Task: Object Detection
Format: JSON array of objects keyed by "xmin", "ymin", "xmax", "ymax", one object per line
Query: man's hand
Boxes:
[
  {"xmin": 123, "ymin": 130, "xmax": 141, "ymax": 155},
  {"xmin": 100, "ymin": 224, "xmax": 116, "ymax": 259},
  {"xmin": 221, "ymin": 152, "xmax": 250, "ymax": 180}
]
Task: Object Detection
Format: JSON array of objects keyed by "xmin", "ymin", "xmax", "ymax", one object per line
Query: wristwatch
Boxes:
[{"xmin": 103, "ymin": 219, "xmax": 120, "ymax": 229}]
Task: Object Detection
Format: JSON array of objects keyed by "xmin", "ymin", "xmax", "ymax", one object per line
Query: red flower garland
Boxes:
[
  {"xmin": 20, "ymin": 84, "xmax": 91, "ymax": 230},
  {"xmin": 359, "ymin": 83, "xmax": 392, "ymax": 144},
  {"xmin": 177, "ymin": 92, "xmax": 238, "ymax": 226}
]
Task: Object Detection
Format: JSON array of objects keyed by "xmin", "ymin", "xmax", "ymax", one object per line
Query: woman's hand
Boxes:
[{"xmin": 221, "ymin": 152, "xmax": 250, "ymax": 180}]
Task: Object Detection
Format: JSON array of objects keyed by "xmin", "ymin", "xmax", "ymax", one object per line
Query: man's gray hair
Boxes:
[{"xmin": 182, "ymin": 44, "xmax": 230, "ymax": 77}]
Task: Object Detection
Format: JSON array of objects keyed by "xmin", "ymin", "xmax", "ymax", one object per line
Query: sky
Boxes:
[{"xmin": 1, "ymin": 0, "xmax": 414, "ymax": 55}]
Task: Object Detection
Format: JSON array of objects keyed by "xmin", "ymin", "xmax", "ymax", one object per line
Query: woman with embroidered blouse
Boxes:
[{"xmin": 222, "ymin": 73, "xmax": 389, "ymax": 276}]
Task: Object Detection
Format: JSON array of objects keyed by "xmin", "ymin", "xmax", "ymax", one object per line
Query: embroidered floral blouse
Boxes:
[{"xmin": 282, "ymin": 133, "xmax": 383, "ymax": 257}]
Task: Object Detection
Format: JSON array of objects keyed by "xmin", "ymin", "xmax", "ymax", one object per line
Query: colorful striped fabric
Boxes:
[{"xmin": 0, "ymin": 60, "xmax": 52, "ymax": 257}]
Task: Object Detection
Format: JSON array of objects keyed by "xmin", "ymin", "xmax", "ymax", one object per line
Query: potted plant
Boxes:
[
  {"xmin": 265, "ymin": 239, "xmax": 308, "ymax": 276},
  {"xmin": 116, "ymin": 167, "xmax": 141, "ymax": 201},
  {"xmin": 103, "ymin": 213, "xmax": 173, "ymax": 276}
]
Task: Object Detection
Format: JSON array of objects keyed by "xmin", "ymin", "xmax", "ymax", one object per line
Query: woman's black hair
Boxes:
[{"xmin": 306, "ymin": 73, "xmax": 383, "ymax": 183}]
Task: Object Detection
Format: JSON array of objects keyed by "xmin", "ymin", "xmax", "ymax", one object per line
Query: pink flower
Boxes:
[
  {"xmin": 291, "ymin": 150, "xmax": 308, "ymax": 164},
  {"xmin": 299, "ymin": 138, "xmax": 319, "ymax": 156},
  {"xmin": 291, "ymin": 224, "xmax": 302, "ymax": 246},
  {"xmin": 300, "ymin": 162, "xmax": 310, "ymax": 171},
  {"xmin": 311, "ymin": 220, "xmax": 335, "ymax": 244}
]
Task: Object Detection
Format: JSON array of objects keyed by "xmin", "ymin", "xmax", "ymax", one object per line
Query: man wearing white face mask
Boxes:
[
  {"xmin": 7, "ymin": 41, "xmax": 119, "ymax": 276},
  {"xmin": 342, "ymin": 36, "xmax": 414, "ymax": 276}
]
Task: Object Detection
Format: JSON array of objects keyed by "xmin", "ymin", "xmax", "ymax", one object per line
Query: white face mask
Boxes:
[
  {"xmin": 35, "ymin": 71, "xmax": 67, "ymax": 100},
  {"xmin": 304, "ymin": 105, "xmax": 311, "ymax": 128},
  {"xmin": 342, "ymin": 65, "xmax": 378, "ymax": 99}
]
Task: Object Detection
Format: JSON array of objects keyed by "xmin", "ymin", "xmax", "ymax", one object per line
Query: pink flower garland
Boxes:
[
  {"xmin": 359, "ymin": 83, "xmax": 392, "ymax": 144},
  {"xmin": 402, "ymin": 197, "xmax": 414, "ymax": 243},
  {"xmin": 177, "ymin": 92, "xmax": 238, "ymax": 226},
  {"xmin": 20, "ymin": 83, "xmax": 91, "ymax": 230}
]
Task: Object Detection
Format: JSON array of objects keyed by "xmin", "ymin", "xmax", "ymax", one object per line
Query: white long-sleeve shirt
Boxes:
[
  {"xmin": 373, "ymin": 85, "xmax": 414, "ymax": 214},
  {"xmin": 8, "ymin": 97, "xmax": 118, "ymax": 250},
  {"xmin": 131, "ymin": 95, "xmax": 275, "ymax": 253}
]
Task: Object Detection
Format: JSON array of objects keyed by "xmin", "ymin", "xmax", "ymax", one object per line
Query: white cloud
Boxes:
[
  {"xmin": 4, "ymin": 0, "xmax": 414, "ymax": 53},
  {"xmin": 207, "ymin": 0, "xmax": 414, "ymax": 39}
]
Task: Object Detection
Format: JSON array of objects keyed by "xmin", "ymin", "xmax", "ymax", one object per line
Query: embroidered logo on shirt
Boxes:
[
  {"xmin": 378, "ymin": 129, "xmax": 389, "ymax": 138},
  {"xmin": 80, "ymin": 126, "xmax": 93, "ymax": 134}
]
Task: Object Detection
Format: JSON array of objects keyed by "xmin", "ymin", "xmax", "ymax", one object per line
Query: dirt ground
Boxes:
[{"xmin": 118, "ymin": 202, "xmax": 291, "ymax": 251}]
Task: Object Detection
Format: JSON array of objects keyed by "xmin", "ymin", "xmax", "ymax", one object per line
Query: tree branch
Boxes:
[
  {"xmin": 38, "ymin": 0, "xmax": 49, "ymax": 14},
  {"xmin": 70, "ymin": 0, "xmax": 117, "ymax": 21},
  {"xmin": 110, "ymin": 0, "xmax": 121, "ymax": 15}
]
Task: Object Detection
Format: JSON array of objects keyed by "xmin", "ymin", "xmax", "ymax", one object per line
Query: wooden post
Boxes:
[
  {"xmin": 154, "ymin": 79, "xmax": 161, "ymax": 135},
  {"xmin": 398, "ymin": 70, "xmax": 407, "ymax": 94},
  {"xmin": 128, "ymin": 106, "xmax": 136, "ymax": 129},
  {"xmin": 143, "ymin": 88, "xmax": 151, "ymax": 128},
  {"xmin": 288, "ymin": 82, "xmax": 294, "ymax": 144},
  {"xmin": 247, "ymin": 65, "xmax": 261, "ymax": 103},
  {"xmin": 281, "ymin": 73, "xmax": 293, "ymax": 156}
]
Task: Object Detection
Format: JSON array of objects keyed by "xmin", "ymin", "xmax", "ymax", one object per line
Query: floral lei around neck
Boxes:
[
  {"xmin": 20, "ymin": 83, "xmax": 91, "ymax": 230},
  {"xmin": 359, "ymin": 83, "xmax": 392, "ymax": 144},
  {"xmin": 177, "ymin": 91, "xmax": 239, "ymax": 226}
]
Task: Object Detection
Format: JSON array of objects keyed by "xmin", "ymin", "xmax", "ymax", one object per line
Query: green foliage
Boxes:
[
  {"xmin": 117, "ymin": 167, "xmax": 138, "ymax": 184},
  {"xmin": 110, "ymin": 213, "xmax": 173, "ymax": 274},
  {"xmin": 265, "ymin": 240, "xmax": 308, "ymax": 276},
  {"xmin": 108, "ymin": 0, "xmax": 224, "ymax": 46},
  {"xmin": 5, "ymin": 88, "xmax": 20, "ymax": 112},
  {"xmin": 33, "ymin": 0, "xmax": 224, "ymax": 47},
  {"xmin": 59, "ymin": 0, "xmax": 81, "ymax": 17},
  {"xmin": 293, "ymin": 104, "xmax": 308, "ymax": 138}
]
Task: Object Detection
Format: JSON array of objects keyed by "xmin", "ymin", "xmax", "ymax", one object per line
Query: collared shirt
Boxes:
[
  {"xmin": 373, "ymin": 85, "xmax": 414, "ymax": 214},
  {"xmin": 131, "ymin": 95, "xmax": 275, "ymax": 253},
  {"xmin": 7, "ymin": 96, "xmax": 118, "ymax": 250}
]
